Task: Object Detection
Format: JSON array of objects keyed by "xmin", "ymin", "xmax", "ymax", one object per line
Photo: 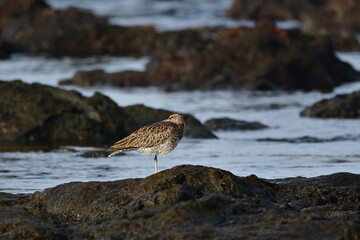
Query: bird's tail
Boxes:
[
  {"xmin": 108, "ymin": 149, "xmax": 124, "ymax": 157},
  {"xmin": 108, "ymin": 147, "xmax": 138, "ymax": 157}
]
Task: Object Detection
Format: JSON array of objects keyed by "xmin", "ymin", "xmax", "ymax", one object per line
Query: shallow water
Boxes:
[{"xmin": 0, "ymin": 52, "xmax": 359, "ymax": 194}]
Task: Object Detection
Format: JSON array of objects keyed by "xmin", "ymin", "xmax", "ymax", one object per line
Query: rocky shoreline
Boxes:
[
  {"xmin": 59, "ymin": 23, "xmax": 360, "ymax": 92},
  {"xmin": 226, "ymin": 0, "xmax": 360, "ymax": 36},
  {"xmin": 1, "ymin": 0, "xmax": 359, "ymax": 92},
  {"xmin": 0, "ymin": 165, "xmax": 359, "ymax": 239},
  {"xmin": 0, "ymin": 80, "xmax": 216, "ymax": 149},
  {"xmin": 1, "ymin": 1, "xmax": 359, "ymax": 238},
  {"xmin": 2, "ymin": 79, "xmax": 359, "ymax": 150}
]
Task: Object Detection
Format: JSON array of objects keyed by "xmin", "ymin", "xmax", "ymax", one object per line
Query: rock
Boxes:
[
  {"xmin": 0, "ymin": 40, "xmax": 10, "ymax": 59},
  {"xmin": 243, "ymin": 102, "xmax": 302, "ymax": 110},
  {"xmin": 29, "ymin": 165, "xmax": 269, "ymax": 221},
  {"xmin": 300, "ymin": 91, "xmax": 360, "ymax": 118},
  {"xmin": 257, "ymin": 135, "xmax": 360, "ymax": 143},
  {"xmin": 204, "ymin": 117, "xmax": 268, "ymax": 131},
  {"xmin": 0, "ymin": 206, "xmax": 66, "ymax": 240},
  {"xmin": 146, "ymin": 23, "xmax": 360, "ymax": 92},
  {"xmin": 0, "ymin": 81, "xmax": 214, "ymax": 146},
  {"xmin": 1, "ymin": 165, "xmax": 359, "ymax": 239},
  {"xmin": 309, "ymin": 0, "xmax": 360, "ymax": 35},
  {"xmin": 155, "ymin": 28, "xmax": 212, "ymax": 53},
  {"xmin": 226, "ymin": 0, "xmax": 360, "ymax": 35},
  {"xmin": 58, "ymin": 69, "xmax": 148, "ymax": 87},
  {"xmin": 123, "ymin": 104, "xmax": 217, "ymax": 139},
  {"xmin": 0, "ymin": 80, "xmax": 137, "ymax": 144},
  {"xmin": 226, "ymin": 0, "xmax": 316, "ymax": 20},
  {"xmin": 328, "ymin": 34, "xmax": 360, "ymax": 52},
  {"xmin": 0, "ymin": 0, "xmax": 156, "ymax": 57},
  {"xmin": 80, "ymin": 150, "xmax": 115, "ymax": 158},
  {"xmin": 0, "ymin": 0, "xmax": 49, "ymax": 14},
  {"xmin": 225, "ymin": 0, "xmax": 360, "ymax": 51}
]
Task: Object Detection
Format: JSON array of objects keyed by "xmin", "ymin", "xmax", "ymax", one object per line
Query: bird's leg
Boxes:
[{"xmin": 154, "ymin": 155, "xmax": 158, "ymax": 173}]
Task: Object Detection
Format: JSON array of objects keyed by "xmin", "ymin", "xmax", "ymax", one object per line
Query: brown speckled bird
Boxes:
[{"xmin": 108, "ymin": 113, "xmax": 185, "ymax": 173}]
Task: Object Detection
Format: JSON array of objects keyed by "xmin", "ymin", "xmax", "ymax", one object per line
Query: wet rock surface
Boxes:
[
  {"xmin": 0, "ymin": 81, "xmax": 215, "ymax": 146},
  {"xmin": 243, "ymin": 102, "xmax": 302, "ymax": 110},
  {"xmin": 257, "ymin": 135, "xmax": 360, "ymax": 143},
  {"xmin": 306, "ymin": 0, "xmax": 360, "ymax": 35},
  {"xmin": 225, "ymin": 0, "xmax": 360, "ymax": 51},
  {"xmin": 226, "ymin": 0, "xmax": 315, "ymax": 21},
  {"xmin": 80, "ymin": 150, "xmax": 115, "ymax": 158},
  {"xmin": 57, "ymin": 24, "xmax": 359, "ymax": 91},
  {"xmin": 0, "ymin": 165, "xmax": 359, "ymax": 239},
  {"xmin": 0, "ymin": 80, "xmax": 137, "ymax": 144},
  {"xmin": 58, "ymin": 69, "xmax": 148, "ymax": 87},
  {"xmin": 0, "ymin": 40, "xmax": 9, "ymax": 59},
  {"xmin": 146, "ymin": 23, "xmax": 359, "ymax": 92},
  {"xmin": 226, "ymin": 0, "xmax": 360, "ymax": 35},
  {"xmin": 123, "ymin": 104, "xmax": 217, "ymax": 139},
  {"xmin": 0, "ymin": 0, "xmax": 156, "ymax": 57},
  {"xmin": 204, "ymin": 117, "xmax": 268, "ymax": 131},
  {"xmin": 301, "ymin": 90, "xmax": 360, "ymax": 118}
]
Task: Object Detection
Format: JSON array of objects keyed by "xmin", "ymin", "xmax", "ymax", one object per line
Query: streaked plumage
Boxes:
[{"xmin": 108, "ymin": 113, "xmax": 185, "ymax": 173}]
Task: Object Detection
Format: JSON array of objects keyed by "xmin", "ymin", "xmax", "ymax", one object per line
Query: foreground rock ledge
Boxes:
[{"xmin": 1, "ymin": 165, "xmax": 359, "ymax": 240}]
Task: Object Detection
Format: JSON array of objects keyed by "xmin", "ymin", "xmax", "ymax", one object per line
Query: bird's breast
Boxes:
[{"xmin": 137, "ymin": 138, "xmax": 179, "ymax": 156}]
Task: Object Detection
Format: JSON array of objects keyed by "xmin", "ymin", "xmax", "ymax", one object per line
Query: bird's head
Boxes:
[{"xmin": 167, "ymin": 113, "xmax": 184, "ymax": 125}]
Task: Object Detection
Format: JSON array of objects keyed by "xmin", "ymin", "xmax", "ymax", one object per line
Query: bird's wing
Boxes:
[{"xmin": 111, "ymin": 121, "xmax": 176, "ymax": 149}]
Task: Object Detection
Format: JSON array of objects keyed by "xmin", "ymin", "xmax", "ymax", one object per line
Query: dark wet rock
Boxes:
[
  {"xmin": 155, "ymin": 28, "xmax": 212, "ymax": 53},
  {"xmin": 146, "ymin": 23, "xmax": 360, "ymax": 92},
  {"xmin": 54, "ymin": 23, "xmax": 359, "ymax": 91},
  {"xmin": 204, "ymin": 117, "xmax": 268, "ymax": 131},
  {"xmin": 301, "ymin": 91, "xmax": 360, "ymax": 118},
  {"xmin": 0, "ymin": 0, "xmax": 49, "ymax": 14},
  {"xmin": 274, "ymin": 172, "xmax": 360, "ymax": 207},
  {"xmin": 1, "ymin": 165, "xmax": 359, "ymax": 239},
  {"xmin": 0, "ymin": 40, "xmax": 10, "ymax": 59},
  {"xmin": 226, "ymin": 0, "xmax": 360, "ymax": 35},
  {"xmin": 0, "ymin": 0, "xmax": 156, "ymax": 57},
  {"xmin": 329, "ymin": 34, "xmax": 360, "ymax": 52},
  {"xmin": 28, "ymin": 165, "xmax": 270, "ymax": 221},
  {"xmin": 243, "ymin": 102, "xmax": 302, "ymax": 110},
  {"xmin": 80, "ymin": 150, "xmax": 117, "ymax": 158},
  {"xmin": 257, "ymin": 134, "xmax": 360, "ymax": 143},
  {"xmin": 308, "ymin": 0, "xmax": 360, "ymax": 35},
  {"xmin": 0, "ymin": 81, "xmax": 214, "ymax": 146},
  {"xmin": 225, "ymin": 0, "xmax": 360, "ymax": 51},
  {"xmin": 0, "ymin": 80, "xmax": 137, "ymax": 144},
  {"xmin": 226, "ymin": 0, "xmax": 318, "ymax": 21},
  {"xmin": 0, "ymin": 206, "xmax": 66, "ymax": 240},
  {"xmin": 123, "ymin": 104, "xmax": 217, "ymax": 139},
  {"xmin": 58, "ymin": 69, "xmax": 148, "ymax": 87},
  {"xmin": 258, "ymin": 136, "xmax": 327, "ymax": 143}
]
